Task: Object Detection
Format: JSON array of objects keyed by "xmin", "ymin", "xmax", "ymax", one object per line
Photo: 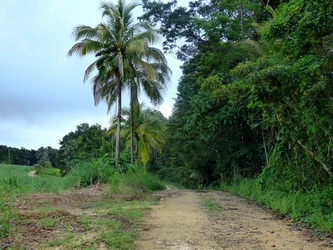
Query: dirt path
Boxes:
[
  {"xmin": 136, "ymin": 189, "xmax": 330, "ymax": 250},
  {"xmin": 28, "ymin": 170, "xmax": 37, "ymax": 176}
]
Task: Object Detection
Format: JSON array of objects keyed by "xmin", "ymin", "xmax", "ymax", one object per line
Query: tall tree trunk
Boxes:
[
  {"xmin": 115, "ymin": 82, "xmax": 122, "ymax": 168},
  {"xmin": 135, "ymin": 134, "xmax": 139, "ymax": 164},
  {"xmin": 116, "ymin": 54, "xmax": 124, "ymax": 169},
  {"xmin": 130, "ymin": 83, "xmax": 134, "ymax": 164}
]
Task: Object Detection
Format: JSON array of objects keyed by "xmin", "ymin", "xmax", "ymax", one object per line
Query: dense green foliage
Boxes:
[
  {"xmin": 142, "ymin": 0, "xmax": 333, "ymax": 187},
  {"xmin": 141, "ymin": 0, "xmax": 268, "ymax": 186},
  {"xmin": 65, "ymin": 156, "xmax": 115, "ymax": 188},
  {"xmin": 109, "ymin": 103, "xmax": 167, "ymax": 165},
  {"xmin": 0, "ymin": 145, "xmax": 43, "ymax": 166},
  {"xmin": 55, "ymin": 123, "xmax": 113, "ymax": 174},
  {"xmin": 0, "ymin": 161, "xmax": 165, "ymax": 196},
  {"xmin": 0, "ymin": 145, "xmax": 58, "ymax": 173}
]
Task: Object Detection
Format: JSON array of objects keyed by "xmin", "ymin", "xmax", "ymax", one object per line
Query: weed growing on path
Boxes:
[{"xmin": 202, "ymin": 198, "xmax": 226, "ymax": 212}]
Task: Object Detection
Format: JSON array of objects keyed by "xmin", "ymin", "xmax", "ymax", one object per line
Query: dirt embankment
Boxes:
[{"xmin": 136, "ymin": 189, "xmax": 331, "ymax": 250}]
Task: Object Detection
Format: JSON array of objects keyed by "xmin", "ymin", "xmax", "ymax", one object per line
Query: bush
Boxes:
[
  {"xmin": 124, "ymin": 165, "xmax": 165, "ymax": 192},
  {"xmin": 39, "ymin": 167, "xmax": 61, "ymax": 177},
  {"xmin": 65, "ymin": 157, "xmax": 115, "ymax": 189},
  {"xmin": 110, "ymin": 171, "xmax": 122, "ymax": 194}
]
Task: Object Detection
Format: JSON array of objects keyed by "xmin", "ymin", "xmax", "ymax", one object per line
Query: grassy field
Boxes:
[
  {"xmin": 0, "ymin": 164, "xmax": 66, "ymax": 195},
  {"xmin": 0, "ymin": 164, "xmax": 33, "ymax": 177},
  {"xmin": 0, "ymin": 163, "xmax": 163, "ymax": 249}
]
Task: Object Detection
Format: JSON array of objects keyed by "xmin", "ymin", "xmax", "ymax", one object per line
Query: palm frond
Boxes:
[
  {"xmin": 67, "ymin": 39, "xmax": 101, "ymax": 57},
  {"xmin": 71, "ymin": 25, "xmax": 99, "ymax": 41},
  {"xmin": 84, "ymin": 61, "xmax": 97, "ymax": 82}
]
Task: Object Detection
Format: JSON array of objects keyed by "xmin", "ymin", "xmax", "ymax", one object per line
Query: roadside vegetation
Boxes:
[
  {"xmin": 0, "ymin": 163, "xmax": 164, "ymax": 249},
  {"xmin": 222, "ymin": 179, "xmax": 333, "ymax": 233}
]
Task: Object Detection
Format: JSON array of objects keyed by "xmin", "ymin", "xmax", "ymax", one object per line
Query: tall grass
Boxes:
[
  {"xmin": 64, "ymin": 157, "xmax": 115, "ymax": 189},
  {"xmin": 0, "ymin": 195, "xmax": 17, "ymax": 238},
  {"xmin": 221, "ymin": 178, "xmax": 333, "ymax": 232},
  {"xmin": 0, "ymin": 164, "xmax": 66, "ymax": 195},
  {"xmin": 123, "ymin": 165, "xmax": 165, "ymax": 192},
  {"xmin": 0, "ymin": 160, "xmax": 166, "ymax": 195},
  {"xmin": 0, "ymin": 164, "xmax": 33, "ymax": 178}
]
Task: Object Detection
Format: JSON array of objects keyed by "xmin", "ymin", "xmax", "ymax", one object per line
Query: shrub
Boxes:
[
  {"xmin": 110, "ymin": 171, "xmax": 122, "ymax": 194},
  {"xmin": 65, "ymin": 157, "xmax": 115, "ymax": 189},
  {"xmin": 39, "ymin": 167, "xmax": 61, "ymax": 177},
  {"xmin": 124, "ymin": 165, "xmax": 165, "ymax": 192}
]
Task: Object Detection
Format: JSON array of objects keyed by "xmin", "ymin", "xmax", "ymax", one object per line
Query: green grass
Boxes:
[
  {"xmin": 221, "ymin": 178, "xmax": 333, "ymax": 233},
  {"xmin": 202, "ymin": 198, "xmax": 226, "ymax": 212},
  {"xmin": 0, "ymin": 164, "xmax": 33, "ymax": 178},
  {"xmin": 0, "ymin": 164, "xmax": 67, "ymax": 195},
  {"xmin": 123, "ymin": 165, "xmax": 166, "ymax": 192},
  {"xmin": 0, "ymin": 162, "xmax": 165, "ymax": 249},
  {"xmin": 39, "ymin": 167, "xmax": 61, "ymax": 177},
  {"xmin": 79, "ymin": 215, "xmax": 93, "ymax": 230}
]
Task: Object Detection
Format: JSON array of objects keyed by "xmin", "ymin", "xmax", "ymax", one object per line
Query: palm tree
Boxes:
[
  {"xmin": 36, "ymin": 147, "xmax": 51, "ymax": 167},
  {"xmin": 109, "ymin": 102, "xmax": 166, "ymax": 165},
  {"xmin": 68, "ymin": 0, "xmax": 170, "ymax": 168},
  {"xmin": 127, "ymin": 50, "xmax": 171, "ymax": 163},
  {"xmin": 35, "ymin": 147, "xmax": 52, "ymax": 173}
]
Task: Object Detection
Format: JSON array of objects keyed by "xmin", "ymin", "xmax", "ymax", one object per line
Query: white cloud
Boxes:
[{"xmin": 158, "ymin": 104, "xmax": 173, "ymax": 118}]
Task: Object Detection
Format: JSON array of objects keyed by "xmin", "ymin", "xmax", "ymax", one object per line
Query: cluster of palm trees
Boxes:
[
  {"xmin": 108, "ymin": 102, "xmax": 166, "ymax": 165},
  {"xmin": 68, "ymin": 0, "xmax": 171, "ymax": 168}
]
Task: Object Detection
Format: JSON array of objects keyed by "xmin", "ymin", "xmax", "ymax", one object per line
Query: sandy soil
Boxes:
[{"xmin": 136, "ymin": 189, "xmax": 331, "ymax": 250}]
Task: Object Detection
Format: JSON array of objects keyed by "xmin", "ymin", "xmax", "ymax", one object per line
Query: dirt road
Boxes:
[{"xmin": 136, "ymin": 189, "xmax": 330, "ymax": 250}]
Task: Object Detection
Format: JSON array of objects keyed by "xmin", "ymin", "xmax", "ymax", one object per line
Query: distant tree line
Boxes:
[
  {"xmin": 0, "ymin": 145, "xmax": 57, "ymax": 167},
  {"xmin": 0, "ymin": 123, "xmax": 112, "ymax": 174},
  {"xmin": 0, "ymin": 145, "xmax": 37, "ymax": 166}
]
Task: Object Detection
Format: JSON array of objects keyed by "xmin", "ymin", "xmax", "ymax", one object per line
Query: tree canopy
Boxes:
[{"xmin": 139, "ymin": 0, "xmax": 333, "ymax": 190}]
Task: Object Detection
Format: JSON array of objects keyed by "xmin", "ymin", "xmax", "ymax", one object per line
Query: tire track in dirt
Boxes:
[{"xmin": 136, "ymin": 189, "xmax": 330, "ymax": 250}]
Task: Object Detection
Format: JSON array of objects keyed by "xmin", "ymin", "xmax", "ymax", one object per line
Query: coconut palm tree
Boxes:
[
  {"xmin": 68, "ymin": 0, "xmax": 170, "ymax": 167},
  {"xmin": 126, "ymin": 50, "xmax": 171, "ymax": 163},
  {"xmin": 109, "ymin": 102, "xmax": 166, "ymax": 165}
]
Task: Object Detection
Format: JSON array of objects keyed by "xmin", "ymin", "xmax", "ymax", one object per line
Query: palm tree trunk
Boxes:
[
  {"xmin": 115, "ymin": 82, "xmax": 122, "ymax": 168},
  {"xmin": 116, "ymin": 53, "xmax": 125, "ymax": 169},
  {"xmin": 130, "ymin": 83, "xmax": 134, "ymax": 164},
  {"xmin": 135, "ymin": 134, "xmax": 139, "ymax": 164}
]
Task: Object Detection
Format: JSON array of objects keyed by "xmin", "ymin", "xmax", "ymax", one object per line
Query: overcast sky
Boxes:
[{"xmin": 0, "ymin": 1, "xmax": 185, "ymax": 150}]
